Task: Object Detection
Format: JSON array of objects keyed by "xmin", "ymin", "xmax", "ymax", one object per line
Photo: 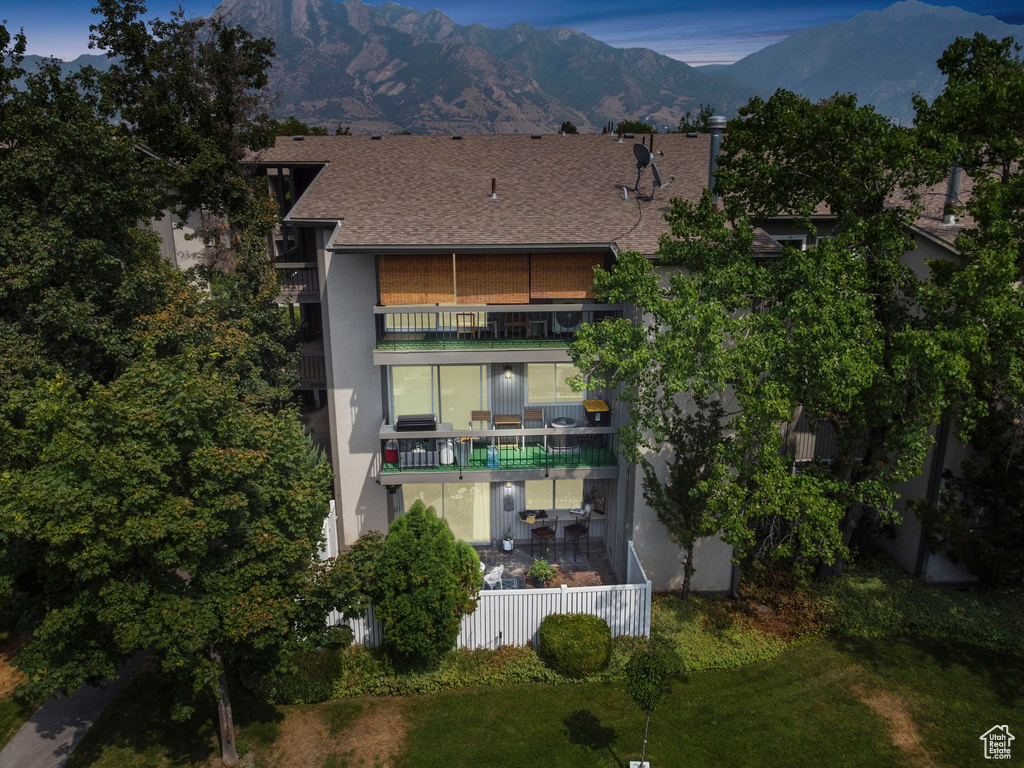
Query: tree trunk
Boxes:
[
  {"xmin": 816, "ymin": 505, "xmax": 865, "ymax": 580},
  {"xmin": 640, "ymin": 705, "xmax": 651, "ymax": 765},
  {"xmin": 681, "ymin": 548, "xmax": 694, "ymax": 600},
  {"xmin": 215, "ymin": 662, "xmax": 239, "ymax": 767}
]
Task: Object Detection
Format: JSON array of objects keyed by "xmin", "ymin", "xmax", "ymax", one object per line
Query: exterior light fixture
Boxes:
[
  {"xmin": 505, "ymin": 481, "xmax": 513, "ymax": 489},
  {"xmin": 504, "ymin": 366, "xmax": 512, "ymax": 379}
]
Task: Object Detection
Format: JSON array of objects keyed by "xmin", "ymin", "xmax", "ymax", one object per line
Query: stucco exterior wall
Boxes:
[
  {"xmin": 147, "ymin": 209, "xmax": 208, "ymax": 270},
  {"xmin": 321, "ymin": 241, "xmax": 389, "ymax": 545},
  {"xmin": 628, "ymin": 447, "xmax": 733, "ymax": 593}
]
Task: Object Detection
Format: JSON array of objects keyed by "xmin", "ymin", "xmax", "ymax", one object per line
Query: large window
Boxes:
[
  {"xmin": 402, "ymin": 482, "xmax": 490, "ymax": 541},
  {"xmin": 391, "ymin": 365, "xmax": 486, "ymax": 427},
  {"xmin": 439, "ymin": 365, "xmax": 488, "ymax": 429},
  {"xmin": 392, "ymin": 366, "xmax": 437, "ymax": 418},
  {"xmin": 525, "ymin": 479, "xmax": 583, "ymax": 510},
  {"xmin": 527, "ymin": 363, "xmax": 584, "ymax": 403}
]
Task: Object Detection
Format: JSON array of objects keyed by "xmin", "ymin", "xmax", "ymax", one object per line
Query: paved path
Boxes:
[{"xmin": 0, "ymin": 653, "xmax": 146, "ymax": 768}]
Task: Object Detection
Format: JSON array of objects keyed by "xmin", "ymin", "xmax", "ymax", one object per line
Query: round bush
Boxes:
[{"xmin": 537, "ymin": 613, "xmax": 612, "ymax": 678}]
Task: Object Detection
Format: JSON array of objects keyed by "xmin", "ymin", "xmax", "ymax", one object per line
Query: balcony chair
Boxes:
[
  {"xmin": 483, "ymin": 564, "xmax": 505, "ymax": 590},
  {"xmin": 530, "ymin": 514, "xmax": 558, "ymax": 559},
  {"xmin": 563, "ymin": 511, "xmax": 591, "ymax": 562},
  {"xmin": 523, "ymin": 407, "xmax": 544, "ymax": 451},
  {"xmin": 456, "ymin": 312, "xmax": 477, "ymax": 339}
]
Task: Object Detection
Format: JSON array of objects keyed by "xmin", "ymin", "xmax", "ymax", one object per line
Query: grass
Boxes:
[
  {"xmin": 62, "ymin": 636, "xmax": 1024, "ymax": 768},
  {"xmin": 0, "ymin": 621, "xmax": 33, "ymax": 751}
]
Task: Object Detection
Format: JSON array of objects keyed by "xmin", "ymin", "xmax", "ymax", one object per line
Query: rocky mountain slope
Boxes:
[{"xmin": 212, "ymin": 0, "xmax": 759, "ymax": 133}]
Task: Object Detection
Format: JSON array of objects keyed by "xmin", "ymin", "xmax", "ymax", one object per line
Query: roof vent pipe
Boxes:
[
  {"xmin": 617, "ymin": 124, "xmax": 623, "ymax": 143},
  {"xmin": 707, "ymin": 115, "xmax": 727, "ymax": 210},
  {"xmin": 490, "ymin": 177, "xmax": 498, "ymax": 200},
  {"xmin": 943, "ymin": 163, "xmax": 962, "ymax": 225}
]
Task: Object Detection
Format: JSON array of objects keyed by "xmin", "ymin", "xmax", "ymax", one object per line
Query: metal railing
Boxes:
[
  {"xmin": 277, "ymin": 265, "xmax": 319, "ymax": 296},
  {"xmin": 374, "ymin": 304, "xmax": 622, "ymax": 349},
  {"xmin": 298, "ymin": 353, "xmax": 326, "ymax": 388},
  {"xmin": 379, "ymin": 425, "xmax": 617, "ymax": 473}
]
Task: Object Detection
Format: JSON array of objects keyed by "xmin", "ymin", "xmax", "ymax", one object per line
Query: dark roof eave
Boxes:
[{"xmin": 325, "ymin": 242, "xmax": 615, "ymax": 254}]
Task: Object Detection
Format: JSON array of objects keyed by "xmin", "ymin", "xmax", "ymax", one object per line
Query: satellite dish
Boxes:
[
  {"xmin": 651, "ymin": 162, "xmax": 662, "ymax": 189},
  {"xmin": 633, "ymin": 143, "xmax": 652, "ymax": 169}
]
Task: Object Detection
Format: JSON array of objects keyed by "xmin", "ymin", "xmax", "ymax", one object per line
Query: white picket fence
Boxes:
[{"xmin": 332, "ymin": 540, "xmax": 652, "ymax": 649}]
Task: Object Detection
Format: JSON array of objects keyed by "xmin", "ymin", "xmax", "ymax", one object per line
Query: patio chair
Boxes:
[
  {"xmin": 530, "ymin": 514, "xmax": 558, "ymax": 559},
  {"xmin": 483, "ymin": 564, "xmax": 505, "ymax": 590},
  {"xmin": 469, "ymin": 410, "xmax": 492, "ymax": 430},
  {"xmin": 563, "ymin": 511, "xmax": 591, "ymax": 562},
  {"xmin": 456, "ymin": 312, "xmax": 477, "ymax": 339},
  {"xmin": 523, "ymin": 407, "xmax": 544, "ymax": 450}
]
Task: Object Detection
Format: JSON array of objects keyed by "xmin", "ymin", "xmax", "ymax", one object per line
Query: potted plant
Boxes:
[
  {"xmin": 528, "ymin": 558, "xmax": 560, "ymax": 587},
  {"xmin": 502, "ymin": 525, "xmax": 514, "ymax": 551}
]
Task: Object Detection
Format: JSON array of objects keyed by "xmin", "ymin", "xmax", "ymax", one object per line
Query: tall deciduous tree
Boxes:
[
  {"xmin": 572, "ymin": 91, "xmax": 961, "ymax": 576},
  {"xmin": 90, "ymin": 0, "xmax": 277, "ymax": 220},
  {"xmin": 0, "ymin": 354, "xmax": 333, "ymax": 767},
  {"xmin": 641, "ymin": 400, "xmax": 727, "ymax": 599}
]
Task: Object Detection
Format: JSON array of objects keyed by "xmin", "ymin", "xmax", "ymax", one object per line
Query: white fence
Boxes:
[{"xmin": 333, "ymin": 540, "xmax": 651, "ymax": 649}]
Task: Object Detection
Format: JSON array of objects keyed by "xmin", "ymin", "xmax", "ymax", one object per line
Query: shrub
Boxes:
[
  {"xmin": 528, "ymin": 558, "xmax": 559, "ymax": 585},
  {"xmin": 371, "ymin": 501, "xmax": 483, "ymax": 666},
  {"xmin": 537, "ymin": 614, "xmax": 612, "ymax": 678},
  {"xmin": 243, "ymin": 647, "xmax": 346, "ymax": 704}
]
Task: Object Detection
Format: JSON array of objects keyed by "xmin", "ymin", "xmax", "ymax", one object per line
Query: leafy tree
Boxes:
[
  {"xmin": 909, "ymin": 34, "xmax": 1024, "ymax": 575},
  {"xmin": 911, "ymin": 407, "xmax": 1024, "ymax": 586},
  {"xmin": 335, "ymin": 123, "xmax": 352, "ymax": 135},
  {"xmin": 272, "ymin": 115, "xmax": 329, "ymax": 136},
  {"xmin": 371, "ymin": 501, "xmax": 482, "ymax": 666},
  {"xmin": 617, "ymin": 119, "xmax": 656, "ymax": 134},
  {"xmin": 625, "ymin": 641, "xmax": 668, "ymax": 766},
  {"xmin": 559, "ymin": 120, "xmax": 578, "ymax": 134},
  {"xmin": 90, "ymin": 0, "xmax": 277, "ymax": 220},
  {"xmin": 676, "ymin": 103, "xmax": 714, "ymax": 133},
  {"xmin": 573, "ymin": 91, "xmax": 959, "ymax": 577},
  {"xmin": 0, "ymin": 354, "xmax": 334, "ymax": 767},
  {"xmin": 641, "ymin": 400, "xmax": 727, "ymax": 599}
]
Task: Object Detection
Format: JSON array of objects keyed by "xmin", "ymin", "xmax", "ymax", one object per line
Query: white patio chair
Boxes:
[{"xmin": 483, "ymin": 564, "xmax": 504, "ymax": 590}]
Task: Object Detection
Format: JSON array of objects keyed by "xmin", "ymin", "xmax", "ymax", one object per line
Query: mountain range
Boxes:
[
  {"xmin": 699, "ymin": 0, "xmax": 1023, "ymax": 123},
  {"xmin": 15, "ymin": 0, "xmax": 1023, "ymax": 133},
  {"xmin": 209, "ymin": 0, "xmax": 758, "ymax": 134}
]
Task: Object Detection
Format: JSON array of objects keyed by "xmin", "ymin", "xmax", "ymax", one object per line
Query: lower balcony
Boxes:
[{"xmin": 378, "ymin": 423, "xmax": 618, "ymax": 481}]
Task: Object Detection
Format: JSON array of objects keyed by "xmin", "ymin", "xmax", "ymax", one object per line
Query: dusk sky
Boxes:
[{"xmin": 4, "ymin": 0, "xmax": 1023, "ymax": 65}]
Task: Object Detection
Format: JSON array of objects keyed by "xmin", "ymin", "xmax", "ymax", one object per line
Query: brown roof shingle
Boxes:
[{"xmin": 256, "ymin": 134, "xmax": 968, "ymax": 254}]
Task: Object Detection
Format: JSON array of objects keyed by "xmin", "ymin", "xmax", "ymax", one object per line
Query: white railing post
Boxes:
[{"xmin": 559, "ymin": 583, "xmax": 567, "ymax": 613}]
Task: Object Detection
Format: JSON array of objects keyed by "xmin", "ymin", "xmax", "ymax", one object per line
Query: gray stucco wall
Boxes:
[{"xmin": 321, "ymin": 244, "xmax": 389, "ymax": 544}]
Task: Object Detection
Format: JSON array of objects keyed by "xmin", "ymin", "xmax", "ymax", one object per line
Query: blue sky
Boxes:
[{"xmin": 4, "ymin": 0, "xmax": 1022, "ymax": 64}]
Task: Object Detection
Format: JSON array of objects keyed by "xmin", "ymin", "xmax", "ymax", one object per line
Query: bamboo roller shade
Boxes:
[
  {"xmin": 378, "ymin": 252, "xmax": 604, "ymax": 304},
  {"xmin": 378, "ymin": 254, "xmax": 455, "ymax": 304},
  {"xmin": 530, "ymin": 253, "xmax": 602, "ymax": 298},
  {"xmin": 456, "ymin": 255, "xmax": 529, "ymax": 304}
]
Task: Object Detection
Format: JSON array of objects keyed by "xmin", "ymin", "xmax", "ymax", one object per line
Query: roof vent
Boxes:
[
  {"xmin": 371, "ymin": 135, "xmax": 382, "ymax": 140},
  {"xmin": 531, "ymin": 134, "xmax": 542, "ymax": 139},
  {"xmin": 624, "ymin": 133, "xmax": 635, "ymax": 139},
  {"xmin": 292, "ymin": 135, "xmax": 304, "ymax": 141},
  {"xmin": 452, "ymin": 135, "xmax": 463, "ymax": 140},
  {"xmin": 686, "ymin": 132, "xmax": 699, "ymax": 138}
]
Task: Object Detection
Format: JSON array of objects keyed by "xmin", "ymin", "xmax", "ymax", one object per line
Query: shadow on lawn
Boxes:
[
  {"xmin": 66, "ymin": 667, "xmax": 283, "ymax": 768},
  {"xmin": 563, "ymin": 709, "xmax": 625, "ymax": 768},
  {"xmin": 834, "ymin": 635, "xmax": 1024, "ymax": 708}
]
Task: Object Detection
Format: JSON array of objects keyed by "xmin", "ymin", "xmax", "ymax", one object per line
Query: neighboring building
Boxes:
[{"xmin": 252, "ymin": 131, "xmax": 974, "ymax": 590}]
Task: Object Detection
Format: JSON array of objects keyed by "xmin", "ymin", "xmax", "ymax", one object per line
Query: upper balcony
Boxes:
[{"xmin": 373, "ymin": 303, "xmax": 622, "ymax": 364}]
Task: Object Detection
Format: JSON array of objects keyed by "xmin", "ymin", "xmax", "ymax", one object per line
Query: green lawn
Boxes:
[{"xmin": 62, "ymin": 636, "xmax": 1024, "ymax": 768}]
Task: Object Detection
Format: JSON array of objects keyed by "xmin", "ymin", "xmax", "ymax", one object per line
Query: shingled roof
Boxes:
[{"xmin": 255, "ymin": 133, "xmax": 966, "ymax": 254}]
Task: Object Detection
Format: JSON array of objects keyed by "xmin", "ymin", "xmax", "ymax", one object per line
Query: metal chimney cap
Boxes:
[{"xmin": 708, "ymin": 115, "xmax": 727, "ymax": 129}]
